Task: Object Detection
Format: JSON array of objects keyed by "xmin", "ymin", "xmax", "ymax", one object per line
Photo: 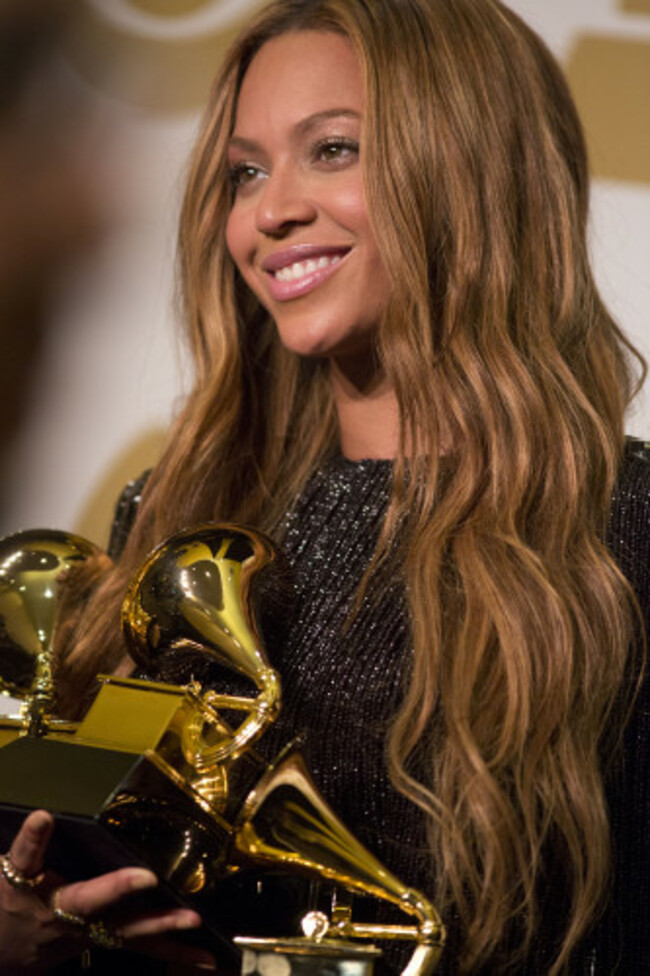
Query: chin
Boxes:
[
  {"xmin": 275, "ymin": 326, "xmax": 343, "ymax": 359},
  {"xmin": 275, "ymin": 321, "xmax": 374, "ymax": 362}
]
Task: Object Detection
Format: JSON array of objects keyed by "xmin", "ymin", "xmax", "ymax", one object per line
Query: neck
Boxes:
[{"xmin": 329, "ymin": 358, "xmax": 399, "ymax": 461}]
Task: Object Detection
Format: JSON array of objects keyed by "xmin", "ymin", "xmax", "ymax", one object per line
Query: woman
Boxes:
[{"xmin": 1, "ymin": 1, "xmax": 648, "ymax": 973}]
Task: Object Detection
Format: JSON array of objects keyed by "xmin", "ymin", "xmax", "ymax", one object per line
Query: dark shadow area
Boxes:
[{"xmin": 0, "ymin": 0, "xmax": 109, "ymax": 494}]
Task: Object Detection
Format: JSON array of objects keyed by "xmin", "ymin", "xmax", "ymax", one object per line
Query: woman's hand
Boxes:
[{"xmin": 0, "ymin": 810, "xmax": 217, "ymax": 973}]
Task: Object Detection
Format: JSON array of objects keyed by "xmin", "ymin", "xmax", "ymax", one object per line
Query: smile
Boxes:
[
  {"xmin": 275, "ymin": 255, "xmax": 342, "ymax": 282},
  {"xmin": 262, "ymin": 247, "xmax": 350, "ymax": 302}
]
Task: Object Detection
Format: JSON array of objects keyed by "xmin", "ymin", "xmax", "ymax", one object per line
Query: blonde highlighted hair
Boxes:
[{"xmin": 58, "ymin": 1, "xmax": 646, "ymax": 972}]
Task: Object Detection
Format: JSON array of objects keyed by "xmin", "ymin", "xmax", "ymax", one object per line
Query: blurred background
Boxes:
[{"xmin": 0, "ymin": 0, "xmax": 648, "ymax": 548}]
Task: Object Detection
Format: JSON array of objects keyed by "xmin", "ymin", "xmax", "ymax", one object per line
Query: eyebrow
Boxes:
[{"xmin": 228, "ymin": 108, "xmax": 360, "ymax": 153}]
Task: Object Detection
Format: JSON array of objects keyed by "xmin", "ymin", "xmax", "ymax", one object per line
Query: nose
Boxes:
[{"xmin": 255, "ymin": 164, "xmax": 317, "ymax": 236}]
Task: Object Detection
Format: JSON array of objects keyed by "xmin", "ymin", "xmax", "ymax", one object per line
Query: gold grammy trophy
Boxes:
[{"xmin": 0, "ymin": 525, "xmax": 445, "ymax": 974}]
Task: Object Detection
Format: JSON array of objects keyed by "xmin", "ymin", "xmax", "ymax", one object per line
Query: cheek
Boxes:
[
  {"xmin": 226, "ymin": 208, "xmax": 271, "ymax": 310},
  {"xmin": 225, "ymin": 202, "xmax": 260, "ymax": 284},
  {"xmin": 329, "ymin": 180, "xmax": 368, "ymax": 229},
  {"xmin": 330, "ymin": 183, "xmax": 385, "ymax": 274}
]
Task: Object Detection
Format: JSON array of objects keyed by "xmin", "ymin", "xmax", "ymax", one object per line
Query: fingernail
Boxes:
[
  {"xmin": 128, "ymin": 869, "xmax": 158, "ymax": 891},
  {"xmin": 29, "ymin": 810, "xmax": 53, "ymax": 834},
  {"xmin": 175, "ymin": 910, "xmax": 202, "ymax": 930}
]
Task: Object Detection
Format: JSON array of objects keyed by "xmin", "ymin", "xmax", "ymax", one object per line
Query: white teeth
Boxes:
[{"xmin": 275, "ymin": 254, "xmax": 342, "ymax": 282}]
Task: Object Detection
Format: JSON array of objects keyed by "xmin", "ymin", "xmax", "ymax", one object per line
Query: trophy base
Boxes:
[
  {"xmin": 0, "ymin": 734, "xmax": 333, "ymax": 965},
  {"xmin": 235, "ymin": 937, "xmax": 382, "ymax": 976},
  {"xmin": 0, "ymin": 734, "xmax": 239, "ymax": 960}
]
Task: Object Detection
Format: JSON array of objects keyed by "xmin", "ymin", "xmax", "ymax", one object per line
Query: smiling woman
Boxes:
[
  {"xmin": 224, "ymin": 30, "xmax": 396, "ymax": 458},
  {"xmin": 225, "ymin": 31, "xmax": 391, "ymax": 369},
  {"xmin": 1, "ymin": 1, "xmax": 649, "ymax": 975}
]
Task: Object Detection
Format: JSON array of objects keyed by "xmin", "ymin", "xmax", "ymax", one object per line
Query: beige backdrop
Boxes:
[{"xmin": 1, "ymin": 0, "xmax": 648, "ymax": 547}]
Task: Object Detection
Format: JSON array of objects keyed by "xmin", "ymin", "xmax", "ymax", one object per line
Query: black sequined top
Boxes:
[{"xmin": 107, "ymin": 441, "xmax": 650, "ymax": 975}]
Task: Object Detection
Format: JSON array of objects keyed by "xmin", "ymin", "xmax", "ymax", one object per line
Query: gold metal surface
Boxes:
[
  {"xmin": 0, "ymin": 530, "xmax": 105, "ymax": 735},
  {"xmin": 235, "ymin": 935, "xmax": 382, "ymax": 960},
  {"xmin": 121, "ymin": 523, "xmax": 282, "ymax": 766},
  {"xmin": 233, "ymin": 746, "xmax": 445, "ymax": 971},
  {"xmin": 73, "ymin": 673, "xmax": 236, "ymax": 815},
  {"xmin": 0, "ymin": 522, "xmax": 445, "ymax": 974}
]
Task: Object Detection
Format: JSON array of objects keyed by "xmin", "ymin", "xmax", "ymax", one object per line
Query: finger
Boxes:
[
  {"xmin": 119, "ymin": 907, "xmax": 202, "ymax": 940},
  {"xmin": 8, "ymin": 809, "xmax": 54, "ymax": 876},
  {"xmin": 58, "ymin": 866, "xmax": 157, "ymax": 917}
]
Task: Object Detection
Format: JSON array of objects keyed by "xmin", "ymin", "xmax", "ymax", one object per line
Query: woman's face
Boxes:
[{"xmin": 225, "ymin": 30, "xmax": 391, "ymax": 363}]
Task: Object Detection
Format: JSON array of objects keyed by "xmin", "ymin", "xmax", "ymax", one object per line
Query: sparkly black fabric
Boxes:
[{"xmin": 105, "ymin": 441, "xmax": 650, "ymax": 975}]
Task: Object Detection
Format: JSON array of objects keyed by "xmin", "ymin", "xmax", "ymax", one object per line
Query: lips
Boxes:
[
  {"xmin": 275, "ymin": 253, "xmax": 343, "ymax": 282},
  {"xmin": 261, "ymin": 245, "xmax": 351, "ymax": 301}
]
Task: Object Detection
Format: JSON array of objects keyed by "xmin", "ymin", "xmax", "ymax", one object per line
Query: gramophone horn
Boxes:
[
  {"xmin": 0, "ymin": 529, "xmax": 105, "ymax": 735},
  {"xmin": 0, "ymin": 520, "xmax": 445, "ymax": 972},
  {"xmin": 232, "ymin": 746, "xmax": 445, "ymax": 973},
  {"xmin": 121, "ymin": 523, "xmax": 289, "ymax": 765}
]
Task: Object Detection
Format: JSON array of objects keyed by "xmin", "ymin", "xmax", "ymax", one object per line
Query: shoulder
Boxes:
[
  {"xmin": 623, "ymin": 436, "xmax": 650, "ymax": 465},
  {"xmin": 615, "ymin": 436, "xmax": 650, "ymax": 498},
  {"xmin": 610, "ymin": 438, "xmax": 650, "ymax": 567},
  {"xmin": 602, "ymin": 441, "xmax": 650, "ymax": 969},
  {"xmin": 610, "ymin": 437, "xmax": 650, "ymax": 510},
  {"xmin": 608, "ymin": 438, "xmax": 650, "ymax": 612},
  {"xmin": 107, "ymin": 471, "xmax": 151, "ymax": 561}
]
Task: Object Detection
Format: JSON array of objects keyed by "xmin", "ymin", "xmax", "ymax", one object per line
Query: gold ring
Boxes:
[
  {"xmin": 88, "ymin": 920, "xmax": 123, "ymax": 950},
  {"xmin": 0, "ymin": 853, "xmax": 45, "ymax": 890},
  {"xmin": 52, "ymin": 889, "xmax": 86, "ymax": 928}
]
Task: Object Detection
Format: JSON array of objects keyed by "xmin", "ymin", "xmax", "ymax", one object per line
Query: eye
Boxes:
[
  {"xmin": 312, "ymin": 138, "xmax": 359, "ymax": 166},
  {"xmin": 229, "ymin": 162, "xmax": 264, "ymax": 190}
]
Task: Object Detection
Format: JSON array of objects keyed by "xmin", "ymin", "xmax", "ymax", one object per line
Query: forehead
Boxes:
[{"xmin": 234, "ymin": 30, "xmax": 363, "ymax": 134}]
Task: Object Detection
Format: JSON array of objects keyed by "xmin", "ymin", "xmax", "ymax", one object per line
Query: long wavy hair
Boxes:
[{"xmin": 57, "ymin": 1, "xmax": 645, "ymax": 971}]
